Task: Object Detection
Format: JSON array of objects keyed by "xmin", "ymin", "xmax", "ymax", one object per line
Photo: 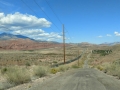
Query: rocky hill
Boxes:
[
  {"xmin": 0, "ymin": 39, "xmax": 63, "ymax": 50},
  {"xmin": 0, "ymin": 32, "xmax": 34, "ymax": 40},
  {"xmin": 0, "ymin": 33, "xmax": 63, "ymax": 50}
]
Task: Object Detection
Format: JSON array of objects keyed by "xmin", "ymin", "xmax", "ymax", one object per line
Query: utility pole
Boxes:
[
  {"xmin": 78, "ymin": 50, "xmax": 79, "ymax": 66},
  {"xmin": 63, "ymin": 24, "xmax": 65, "ymax": 64}
]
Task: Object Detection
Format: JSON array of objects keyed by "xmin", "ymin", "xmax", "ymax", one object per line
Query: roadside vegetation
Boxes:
[
  {"xmin": 103, "ymin": 59, "xmax": 120, "ymax": 79},
  {"xmin": 92, "ymin": 49, "xmax": 112, "ymax": 56},
  {"xmin": 0, "ymin": 46, "xmax": 85, "ymax": 90},
  {"xmin": 33, "ymin": 66, "xmax": 48, "ymax": 78},
  {"xmin": 89, "ymin": 48, "xmax": 120, "ymax": 79},
  {"xmin": 0, "ymin": 63, "xmax": 83, "ymax": 90},
  {"xmin": 5, "ymin": 67, "xmax": 31, "ymax": 85}
]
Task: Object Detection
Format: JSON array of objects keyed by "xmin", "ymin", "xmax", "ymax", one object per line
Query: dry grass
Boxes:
[
  {"xmin": 33, "ymin": 66, "xmax": 48, "ymax": 78},
  {"xmin": 5, "ymin": 67, "xmax": 31, "ymax": 85},
  {"xmin": 89, "ymin": 44, "xmax": 120, "ymax": 79},
  {"xmin": 103, "ymin": 60, "xmax": 120, "ymax": 78},
  {"xmin": 58, "ymin": 65, "xmax": 70, "ymax": 72},
  {"xmin": 76, "ymin": 52, "xmax": 89, "ymax": 68},
  {"xmin": 0, "ymin": 46, "xmax": 81, "ymax": 66},
  {"xmin": 0, "ymin": 46, "xmax": 85, "ymax": 89}
]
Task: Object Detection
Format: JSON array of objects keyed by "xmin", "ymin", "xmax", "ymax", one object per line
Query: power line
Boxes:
[
  {"xmin": 65, "ymin": 28, "xmax": 73, "ymax": 42},
  {"xmin": 21, "ymin": 0, "xmax": 72, "ymax": 43},
  {"xmin": 21, "ymin": 0, "xmax": 38, "ymax": 16},
  {"xmin": 45, "ymin": 0, "xmax": 73, "ymax": 43},
  {"xmin": 21, "ymin": 0, "xmax": 58, "ymax": 33},
  {"xmin": 45, "ymin": 0, "xmax": 63, "ymax": 24},
  {"xmin": 33, "ymin": 0, "xmax": 61, "ymax": 32}
]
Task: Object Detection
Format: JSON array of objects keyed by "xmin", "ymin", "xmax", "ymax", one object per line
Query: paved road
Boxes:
[
  {"xmin": 29, "ymin": 54, "xmax": 120, "ymax": 90},
  {"xmin": 29, "ymin": 68, "xmax": 120, "ymax": 90}
]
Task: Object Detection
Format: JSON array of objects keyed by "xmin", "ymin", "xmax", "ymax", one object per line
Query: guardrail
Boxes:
[{"xmin": 51, "ymin": 54, "xmax": 83, "ymax": 67}]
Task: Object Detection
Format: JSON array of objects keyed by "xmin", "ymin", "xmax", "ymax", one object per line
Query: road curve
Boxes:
[{"xmin": 28, "ymin": 68, "xmax": 120, "ymax": 90}]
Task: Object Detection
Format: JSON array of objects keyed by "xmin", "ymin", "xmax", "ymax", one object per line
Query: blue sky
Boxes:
[{"xmin": 0, "ymin": 0, "xmax": 120, "ymax": 44}]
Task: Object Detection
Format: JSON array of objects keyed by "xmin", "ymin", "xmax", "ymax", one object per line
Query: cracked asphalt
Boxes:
[{"xmin": 29, "ymin": 54, "xmax": 120, "ymax": 90}]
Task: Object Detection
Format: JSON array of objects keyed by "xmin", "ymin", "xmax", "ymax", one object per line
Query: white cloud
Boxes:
[
  {"xmin": 0, "ymin": 12, "xmax": 51, "ymax": 31},
  {"xmin": 106, "ymin": 34, "xmax": 112, "ymax": 37},
  {"xmin": 13, "ymin": 29, "xmax": 45, "ymax": 35},
  {"xmin": 114, "ymin": 31, "xmax": 120, "ymax": 36},
  {"xmin": 98, "ymin": 35, "xmax": 103, "ymax": 38},
  {"xmin": 12, "ymin": 29, "xmax": 62, "ymax": 41},
  {"xmin": 0, "ymin": 12, "xmax": 63, "ymax": 41},
  {"xmin": 0, "ymin": 13, "xmax": 4, "ymax": 18}
]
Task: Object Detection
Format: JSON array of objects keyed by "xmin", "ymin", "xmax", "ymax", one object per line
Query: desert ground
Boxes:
[
  {"xmin": 0, "ymin": 44, "xmax": 85, "ymax": 90},
  {"xmin": 0, "ymin": 43, "xmax": 120, "ymax": 90}
]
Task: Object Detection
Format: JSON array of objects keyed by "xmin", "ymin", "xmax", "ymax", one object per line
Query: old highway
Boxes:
[{"xmin": 28, "ymin": 54, "xmax": 120, "ymax": 90}]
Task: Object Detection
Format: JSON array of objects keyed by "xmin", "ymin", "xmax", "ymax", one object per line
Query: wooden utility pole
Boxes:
[
  {"xmin": 63, "ymin": 24, "xmax": 66, "ymax": 64},
  {"xmin": 78, "ymin": 50, "xmax": 79, "ymax": 66}
]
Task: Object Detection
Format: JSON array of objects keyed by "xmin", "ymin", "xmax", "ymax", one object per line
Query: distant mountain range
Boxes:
[
  {"xmin": 99, "ymin": 42, "xmax": 120, "ymax": 46},
  {"xmin": 77, "ymin": 42, "xmax": 120, "ymax": 46},
  {"xmin": 0, "ymin": 32, "xmax": 34, "ymax": 40},
  {"xmin": 0, "ymin": 32, "xmax": 62, "ymax": 50},
  {"xmin": 0, "ymin": 32, "xmax": 59, "ymax": 43},
  {"xmin": 0, "ymin": 33, "xmax": 120, "ymax": 45}
]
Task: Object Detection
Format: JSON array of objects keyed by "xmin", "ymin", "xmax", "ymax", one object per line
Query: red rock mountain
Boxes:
[{"xmin": 0, "ymin": 39, "xmax": 62, "ymax": 50}]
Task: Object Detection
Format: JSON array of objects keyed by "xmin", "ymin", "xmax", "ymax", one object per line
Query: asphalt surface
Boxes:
[
  {"xmin": 29, "ymin": 68, "xmax": 120, "ymax": 90},
  {"xmin": 29, "ymin": 54, "xmax": 120, "ymax": 90}
]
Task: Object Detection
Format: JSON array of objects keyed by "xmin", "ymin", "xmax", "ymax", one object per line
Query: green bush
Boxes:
[
  {"xmin": 1, "ymin": 67, "xmax": 7, "ymax": 74},
  {"xmin": 97, "ymin": 66, "xmax": 104, "ymax": 71},
  {"xmin": 50, "ymin": 68, "xmax": 57, "ymax": 74},
  {"xmin": 6, "ymin": 67, "xmax": 31, "ymax": 85},
  {"xmin": 53, "ymin": 61, "xmax": 57, "ymax": 63},
  {"xmin": 25, "ymin": 62, "xmax": 31, "ymax": 66},
  {"xmin": 34, "ymin": 66, "xmax": 47, "ymax": 78}
]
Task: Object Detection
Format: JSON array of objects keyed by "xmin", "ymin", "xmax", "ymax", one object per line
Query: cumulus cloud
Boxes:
[
  {"xmin": 0, "ymin": 12, "xmax": 63, "ymax": 41},
  {"xmin": 114, "ymin": 31, "xmax": 120, "ymax": 36},
  {"xmin": 106, "ymin": 34, "xmax": 112, "ymax": 37},
  {"xmin": 13, "ymin": 29, "xmax": 45, "ymax": 35},
  {"xmin": 0, "ymin": 12, "xmax": 51, "ymax": 31},
  {"xmin": 12, "ymin": 29, "xmax": 62, "ymax": 41}
]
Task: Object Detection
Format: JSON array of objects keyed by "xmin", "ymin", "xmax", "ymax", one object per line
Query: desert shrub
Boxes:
[
  {"xmin": 50, "ymin": 68, "xmax": 57, "ymax": 74},
  {"xmin": 72, "ymin": 64, "xmax": 79, "ymax": 68},
  {"xmin": 104, "ymin": 62, "xmax": 120, "ymax": 76},
  {"xmin": 34, "ymin": 66, "xmax": 47, "ymax": 78},
  {"xmin": 53, "ymin": 61, "xmax": 57, "ymax": 63},
  {"xmin": 6, "ymin": 67, "xmax": 31, "ymax": 85},
  {"xmin": 117, "ymin": 68, "xmax": 120, "ymax": 79},
  {"xmin": 58, "ymin": 65, "xmax": 70, "ymax": 72},
  {"xmin": 100, "ymin": 53, "xmax": 107, "ymax": 56},
  {"xmin": 97, "ymin": 66, "xmax": 104, "ymax": 71},
  {"xmin": 107, "ymin": 64, "xmax": 117, "ymax": 76},
  {"xmin": 1, "ymin": 67, "xmax": 7, "ymax": 74},
  {"xmin": 25, "ymin": 62, "xmax": 31, "ymax": 66},
  {"xmin": 103, "ymin": 68, "xmax": 108, "ymax": 73},
  {"xmin": 64, "ymin": 66, "xmax": 70, "ymax": 70},
  {"xmin": 58, "ymin": 66, "xmax": 66, "ymax": 72}
]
